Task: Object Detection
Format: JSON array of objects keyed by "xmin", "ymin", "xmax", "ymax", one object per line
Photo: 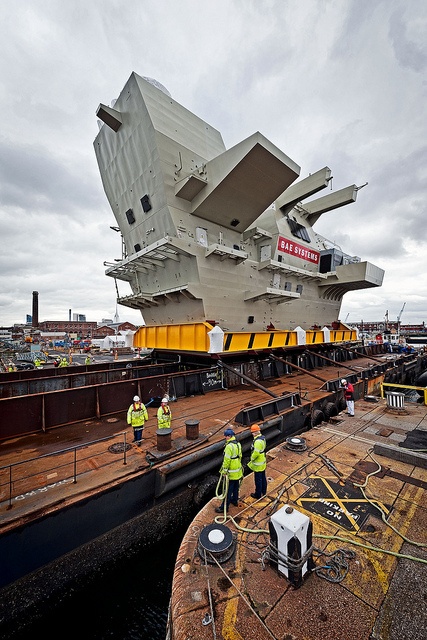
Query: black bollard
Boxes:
[
  {"xmin": 156, "ymin": 428, "xmax": 172, "ymax": 451},
  {"xmin": 185, "ymin": 419, "xmax": 200, "ymax": 440}
]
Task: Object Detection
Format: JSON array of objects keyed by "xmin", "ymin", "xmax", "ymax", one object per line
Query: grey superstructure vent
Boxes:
[
  {"xmin": 126, "ymin": 209, "xmax": 135, "ymax": 224},
  {"xmin": 141, "ymin": 195, "xmax": 152, "ymax": 213}
]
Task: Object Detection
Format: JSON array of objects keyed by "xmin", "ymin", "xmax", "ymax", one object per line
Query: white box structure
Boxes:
[{"xmin": 268, "ymin": 504, "xmax": 313, "ymax": 587}]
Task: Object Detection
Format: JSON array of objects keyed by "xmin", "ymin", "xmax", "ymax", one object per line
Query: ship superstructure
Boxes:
[{"xmin": 94, "ymin": 73, "xmax": 384, "ymax": 332}]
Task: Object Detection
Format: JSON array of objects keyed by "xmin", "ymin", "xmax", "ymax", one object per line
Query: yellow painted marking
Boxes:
[
  {"xmin": 222, "ymin": 519, "xmax": 247, "ymax": 640},
  {"xmin": 296, "ymin": 475, "xmax": 390, "ymax": 532}
]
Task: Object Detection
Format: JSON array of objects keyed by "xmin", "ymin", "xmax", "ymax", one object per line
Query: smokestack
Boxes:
[
  {"xmin": 69, "ymin": 309, "xmax": 71, "ymax": 321},
  {"xmin": 32, "ymin": 291, "xmax": 39, "ymax": 327}
]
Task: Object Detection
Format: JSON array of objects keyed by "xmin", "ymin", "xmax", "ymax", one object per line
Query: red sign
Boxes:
[{"xmin": 277, "ymin": 236, "xmax": 320, "ymax": 264}]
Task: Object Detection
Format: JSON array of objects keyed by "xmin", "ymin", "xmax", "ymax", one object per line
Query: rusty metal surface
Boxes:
[
  {"xmin": 0, "ymin": 352, "xmax": 388, "ymax": 525},
  {"xmin": 170, "ymin": 397, "xmax": 427, "ymax": 640},
  {"xmin": 0, "ymin": 348, "xmax": 426, "ymax": 634}
]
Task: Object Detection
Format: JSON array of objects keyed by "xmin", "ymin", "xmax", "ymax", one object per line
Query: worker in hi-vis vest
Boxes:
[
  {"xmin": 215, "ymin": 428, "xmax": 243, "ymax": 512},
  {"xmin": 157, "ymin": 397, "xmax": 172, "ymax": 429},
  {"xmin": 127, "ymin": 395, "xmax": 148, "ymax": 445},
  {"xmin": 247, "ymin": 423, "xmax": 267, "ymax": 499}
]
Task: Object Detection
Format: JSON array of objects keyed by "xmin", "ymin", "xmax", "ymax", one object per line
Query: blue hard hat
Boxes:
[{"xmin": 224, "ymin": 428, "xmax": 235, "ymax": 437}]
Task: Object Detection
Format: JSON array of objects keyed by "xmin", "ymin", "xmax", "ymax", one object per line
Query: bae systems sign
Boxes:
[{"xmin": 278, "ymin": 236, "xmax": 320, "ymax": 264}]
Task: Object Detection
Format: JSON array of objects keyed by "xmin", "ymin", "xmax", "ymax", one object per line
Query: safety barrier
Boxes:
[
  {"xmin": 381, "ymin": 382, "xmax": 427, "ymax": 405},
  {"xmin": 0, "ymin": 432, "xmax": 128, "ymax": 510}
]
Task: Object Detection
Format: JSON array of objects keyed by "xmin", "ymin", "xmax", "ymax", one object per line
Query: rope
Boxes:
[
  {"xmin": 262, "ymin": 542, "xmax": 314, "ymax": 573},
  {"xmin": 313, "ymin": 534, "xmax": 427, "ymax": 564},
  {"xmin": 214, "ymin": 474, "xmax": 269, "ymax": 533},
  {"xmin": 312, "ymin": 547, "xmax": 355, "ymax": 582},
  {"xmin": 261, "ymin": 542, "xmax": 355, "ymax": 583},
  {"xmin": 353, "ymin": 448, "xmax": 427, "ymax": 548},
  {"xmin": 202, "ymin": 549, "xmax": 217, "ymax": 639}
]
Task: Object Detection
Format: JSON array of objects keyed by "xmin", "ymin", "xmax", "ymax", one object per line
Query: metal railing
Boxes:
[
  {"xmin": 380, "ymin": 382, "xmax": 427, "ymax": 405},
  {"xmin": 0, "ymin": 432, "xmax": 129, "ymax": 511}
]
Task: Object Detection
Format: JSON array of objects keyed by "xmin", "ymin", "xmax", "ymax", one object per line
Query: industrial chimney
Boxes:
[{"xmin": 32, "ymin": 291, "xmax": 39, "ymax": 327}]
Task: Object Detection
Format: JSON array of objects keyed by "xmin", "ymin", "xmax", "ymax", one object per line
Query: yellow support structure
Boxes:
[
  {"xmin": 133, "ymin": 323, "xmax": 359, "ymax": 354},
  {"xmin": 134, "ymin": 322, "xmax": 213, "ymax": 352}
]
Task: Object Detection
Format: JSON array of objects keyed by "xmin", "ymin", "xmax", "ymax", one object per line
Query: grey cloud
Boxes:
[{"xmin": 389, "ymin": 8, "xmax": 427, "ymax": 72}]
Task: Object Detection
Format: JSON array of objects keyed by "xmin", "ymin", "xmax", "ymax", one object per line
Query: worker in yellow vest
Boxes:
[
  {"xmin": 215, "ymin": 429, "xmax": 243, "ymax": 513},
  {"xmin": 157, "ymin": 397, "xmax": 172, "ymax": 429},
  {"xmin": 247, "ymin": 424, "xmax": 267, "ymax": 499},
  {"xmin": 127, "ymin": 395, "xmax": 149, "ymax": 444}
]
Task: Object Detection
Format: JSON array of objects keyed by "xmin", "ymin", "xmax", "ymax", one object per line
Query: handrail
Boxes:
[
  {"xmin": 380, "ymin": 382, "xmax": 427, "ymax": 405},
  {"xmin": 0, "ymin": 432, "xmax": 128, "ymax": 511}
]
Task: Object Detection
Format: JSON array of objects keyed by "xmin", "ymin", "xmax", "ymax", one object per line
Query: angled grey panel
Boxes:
[{"xmin": 190, "ymin": 132, "xmax": 300, "ymax": 231}]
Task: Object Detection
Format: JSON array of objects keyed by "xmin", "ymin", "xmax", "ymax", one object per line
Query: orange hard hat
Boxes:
[{"xmin": 250, "ymin": 424, "xmax": 261, "ymax": 433}]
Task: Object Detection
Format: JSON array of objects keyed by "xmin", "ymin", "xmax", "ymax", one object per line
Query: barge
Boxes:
[
  {"xmin": 169, "ymin": 388, "xmax": 427, "ymax": 640},
  {"xmin": 1, "ymin": 342, "xmax": 427, "ymax": 636}
]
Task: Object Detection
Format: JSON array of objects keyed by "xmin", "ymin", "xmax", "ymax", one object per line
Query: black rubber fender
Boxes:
[
  {"xmin": 193, "ymin": 475, "xmax": 219, "ymax": 506},
  {"xmin": 304, "ymin": 413, "xmax": 313, "ymax": 430},
  {"xmin": 311, "ymin": 409, "xmax": 325, "ymax": 427},
  {"xmin": 415, "ymin": 371, "xmax": 427, "ymax": 395},
  {"xmin": 324, "ymin": 402, "xmax": 338, "ymax": 420},
  {"xmin": 338, "ymin": 397, "xmax": 347, "ymax": 412}
]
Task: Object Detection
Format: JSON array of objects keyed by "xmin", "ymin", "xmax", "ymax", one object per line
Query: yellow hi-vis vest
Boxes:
[
  {"xmin": 220, "ymin": 437, "xmax": 243, "ymax": 480},
  {"xmin": 127, "ymin": 402, "xmax": 148, "ymax": 428},
  {"xmin": 157, "ymin": 405, "xmax": 172, "ymax": 428},
  {"xmin": 247, "ymin": 434, "xmax": 266, "ymax": 472}
]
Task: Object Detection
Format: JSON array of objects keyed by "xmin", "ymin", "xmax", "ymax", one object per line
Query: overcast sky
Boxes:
[{"xmin": 1, "ymin": 0, "xmax": 426, "ymax": 328}]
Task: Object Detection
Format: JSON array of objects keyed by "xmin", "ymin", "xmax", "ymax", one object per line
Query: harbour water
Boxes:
[{"xmin": 8, "ymin": 524, "xmax": 188, "ymax": 640}]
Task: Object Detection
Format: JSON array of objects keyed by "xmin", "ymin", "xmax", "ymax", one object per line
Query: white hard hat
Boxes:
[
  {"xmin": 133, "ymin": 395, "xmax": 140, "ymax": 402},
  {"xmin": 161, "ymin": 397, "xmax": 168, "ymax": 403},
  {"xmin": 341, "ymin": 379, "xmax": 347, "ymax": 384}
]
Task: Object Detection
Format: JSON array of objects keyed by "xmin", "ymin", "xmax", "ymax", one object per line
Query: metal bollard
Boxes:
[
  {"xmin": 156, "ymin": 428, "xmax": 172, "ymax": 451},
  {"xmin": 386, "ymin": 391, "xmax": 405, "ymax": 409},
  {"xmin": 185, "ymin": 419, "xmax": 200, "ymax": 440}
]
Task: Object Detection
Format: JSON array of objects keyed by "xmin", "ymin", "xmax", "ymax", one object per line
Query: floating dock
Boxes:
[
  {"xmin": 0, "ymin": 343, "xmax": 426, "ymax": 636},
  {"xmin": 169, "ymin": 395, "xmax": 427, "ymax": 640}
]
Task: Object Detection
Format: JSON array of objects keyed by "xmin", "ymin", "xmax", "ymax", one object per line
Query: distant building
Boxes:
[
  {"xmin": 0, "ymin": 329, "xmax": 13, "ymax": 341},
  {"xmin": 348, "ymin": 321, "xmax": 426, "ymax": 335},
  {"xmin": 94, "ymin": 321, "xmax": 137, "ymax": 338},
  {"xmin": 39, "ymin": 320, "xmax": 98, "ymax": 338}
]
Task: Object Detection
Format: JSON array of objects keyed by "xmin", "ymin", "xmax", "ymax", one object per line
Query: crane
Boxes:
[{"xmin": 397, "ymin": 302, "xmax": 406, "ymax": 323}]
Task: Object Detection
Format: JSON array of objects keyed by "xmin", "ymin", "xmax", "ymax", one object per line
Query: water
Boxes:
[{"xmin": 9, "ymin": 525, "xmax": 187, "ymax": 640}]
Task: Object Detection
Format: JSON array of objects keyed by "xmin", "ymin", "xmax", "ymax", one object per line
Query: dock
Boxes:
[
  {"xmin": 0, "ymin": 345, "xmax": 426, "ymax": 636},
  {"xmin": 169, "ymin": 395, "xmax": 427, "ymax": 640}
]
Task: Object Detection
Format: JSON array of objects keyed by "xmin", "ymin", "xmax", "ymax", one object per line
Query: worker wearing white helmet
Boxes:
[
  {"xmin": 127, "ymin": 394, "xmax": 149, "ymax": 444},
  {"xmin": 157, "ymin": 396, "xmax": 172, "ymax": 429},
  {"xmin": 341, "ymin": 378, "xmax": 355, "ymax": 416}
]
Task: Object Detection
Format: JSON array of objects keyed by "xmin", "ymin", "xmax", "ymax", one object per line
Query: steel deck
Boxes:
[{"xmin": 170, "ymin": 397, "xmax": 427, "ymax": 640}]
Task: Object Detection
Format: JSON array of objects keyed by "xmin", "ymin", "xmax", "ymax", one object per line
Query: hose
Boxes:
[
  {"xmin": 214, "ymin": 474, "xmax": 269, "ymax": 533},
  {"xmin": 353, "ymin": 448, "xmax": 427, "ymax": 548}
]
